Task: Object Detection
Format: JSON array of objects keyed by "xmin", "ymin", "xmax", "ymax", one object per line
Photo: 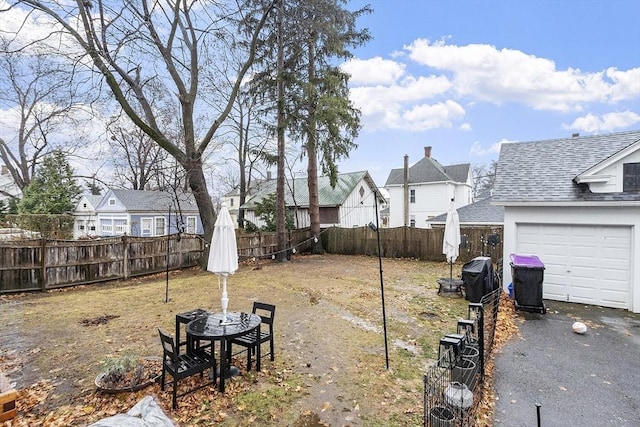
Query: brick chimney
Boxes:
[{"xmin": 424, "ymin": 146, "xmax": 432, "ymax": 158}]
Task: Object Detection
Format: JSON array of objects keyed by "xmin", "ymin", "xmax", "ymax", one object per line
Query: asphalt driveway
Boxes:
[{"xmin": 494, "ymin": 300, "xmax": 640, "ymax": 426}]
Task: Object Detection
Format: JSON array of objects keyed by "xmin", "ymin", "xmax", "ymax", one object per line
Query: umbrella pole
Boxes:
[
  {"xmin": 450, "ymin": 260, "xmax": 453, "ymax": 281},
  {"xmin": 221, "ymin": 275, "xmax": 229, "ymax": 322}
]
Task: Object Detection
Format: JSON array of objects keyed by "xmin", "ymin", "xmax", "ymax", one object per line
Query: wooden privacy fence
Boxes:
[
  {"xmin": 0, "ymin": 226, "xmax": 501, "ymax": 293},
  {"xmin": 322, "ymin": 225, "xmax": 504, "ymax": 264},
  {"xmin": 0, "ymin": 235, "xmax": 204, "ymax": 293},
  {"xmin": 0, "ymin": 230, "xmax": 313, "ymax": 293}
]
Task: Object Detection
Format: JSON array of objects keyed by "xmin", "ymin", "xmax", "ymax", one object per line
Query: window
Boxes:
[
  {"xmin": 623, "ymin": 162, "xmax": 640, "ymax": 192},
  {"xmin": 101, "ymin": 219, "xmax": 113, "ymax": 234},
  {"xmin": 78, "ymin": 221, "xmax": 85, "ymax": 231},
  {"xmin": 410, "ymin": 189, "xmax": 416, "ymax": 203},
  {"xmin": 186, "ymin": 217, "xmax": 197, "ymax": 234},
  {"xmin": 115, "ymin": 219, "xmax": 127, "ymax": 234},
  {"xmin": 141, "ymin": 218, "xmax": 153, "ymax": 236},
  {"xmin": 410, "ymin": 215, "xmax": 416, "ymax": 228},
  {"xmin": 229, "ymin": 198, "xmax": 234, "ymax": 207},
  {"xmin": 155, "ymin": 217, "xmax": 166, "ymax": 236},
  {"xmin": 108, "ymin": 198, "xmax": 116, "ymax": 206}
]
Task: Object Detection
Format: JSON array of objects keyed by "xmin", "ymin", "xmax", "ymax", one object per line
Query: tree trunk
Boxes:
[
  {"xmin": 306, "ymin": 34, "xmax": 323, "ymax": 254},
  {"xmin": 275, "ymin": 0, "xmax": 288, "ymax": 262},
  {"xmin": 184, "ymin": 158, "xmax": 215, "ymax": 266}
]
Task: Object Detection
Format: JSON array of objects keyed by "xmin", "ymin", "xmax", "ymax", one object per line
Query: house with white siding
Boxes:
[
  {"xmin": 241, "ymin": 171, "xmax": 384, "ymax": 229},
  {"xmin": 384, "ymin": 146, "xmax": 473, "ymax": 228},
  {"xmin": 72, "ymin": 189, "xmax": 203, "ymax": 238},
  {"xmin": 73, "ymin": 194, "xmax": 103, "ymax": 239}
]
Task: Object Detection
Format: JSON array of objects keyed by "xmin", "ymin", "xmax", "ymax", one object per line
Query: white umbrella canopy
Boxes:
[
  {"xmin": 207, "ymin": 203, "xmax": 238, "ymax": 322},
  {"xmin": 442, "ymin": 200, "xmax": 461, "ymax": 280}
]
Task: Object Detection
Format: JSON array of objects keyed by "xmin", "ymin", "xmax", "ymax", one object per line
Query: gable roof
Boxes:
[
  {"xmin": 429, "ymin": 197, "xmax": 504, "ymax": 225},
  {"xmin": 493, "ymin": 130, "xmax": 640, "ymax": 204},
  {"xmin": 80, "ymin": 194, "xmax": 103, "ymax": 209},
  {"xmin": 100, "ymin": 189, "xmax": 199, "ymax": 213},
  {"xmin": 385, "ymin": 156, "xmax": 470, "ymax": 186},
  {"xmin": 242, "ymin": 171, "xmax": 381, "ymax": 209}
]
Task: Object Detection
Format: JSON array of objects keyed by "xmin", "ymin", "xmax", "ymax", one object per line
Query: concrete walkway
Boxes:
[{"xmin": 494, "ymin": 300, "xmax": 640, "ymax": 426}]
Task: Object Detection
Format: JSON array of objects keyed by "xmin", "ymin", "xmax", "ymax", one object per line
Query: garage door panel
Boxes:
[
  {"xmin": 600, "ymin": 291, "xmax": 628, "ymax": 308},
  {"xmin": 571, "ymin": 265, "xmax": 597, "ymax": 280},
  {"xmin": 516, "ymin": 224, "xmax": 631, "ymax": 309}
]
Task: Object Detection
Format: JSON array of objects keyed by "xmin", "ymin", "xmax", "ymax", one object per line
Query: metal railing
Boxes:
[{"xmin": 423, "ymin": 287, "xmax": 502, "ymax": 426}]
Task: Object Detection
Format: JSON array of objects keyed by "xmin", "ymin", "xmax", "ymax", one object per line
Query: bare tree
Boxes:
[
  {"xmin": 224, "ymin": 87, "xmax": 276, "ymax": 228},
  {"xmin": 472, "ymin": 159, "xmax": 499, "ymax": 199},
  {"xmin": 8, "ymin": 0, "xmax": 277, "ymax": 250},
  {"xmin": 107, "ymin": 116, "xmax": 168, "ymax": 190},
  {"xmin": 0, "ymin": 38, "xmax": 81, "ymax": 199}
]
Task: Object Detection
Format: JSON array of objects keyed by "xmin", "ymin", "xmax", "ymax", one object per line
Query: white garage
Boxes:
[
  {"xmin": 493, "ymin": 131, "xmax": 640, "ymax": 313},
  {"xmin": 515, "ymin": 223, "xmax": 631, "ymax": 309}
]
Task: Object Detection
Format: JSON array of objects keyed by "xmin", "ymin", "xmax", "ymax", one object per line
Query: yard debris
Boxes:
[{"xmin": 80, "ymin": 315, "xmax": 120, "ymax": 327}]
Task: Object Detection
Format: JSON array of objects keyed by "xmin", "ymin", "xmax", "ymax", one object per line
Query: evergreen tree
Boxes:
[
  {"xmin": 18, "ymin": 150, "xmax": 81, "ymax": 214},
  {"xmin": 252, "ymin": 193, "xmax": 294, "ymax": 232},
  {"xmin": 248, "ymin": 0, "xmax": 371, "ymax": 254}
]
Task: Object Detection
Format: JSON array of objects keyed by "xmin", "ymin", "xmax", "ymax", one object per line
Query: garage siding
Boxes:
[{"xmin": 516, "ymin": 224, "xmax": 631, "ymax": 309}]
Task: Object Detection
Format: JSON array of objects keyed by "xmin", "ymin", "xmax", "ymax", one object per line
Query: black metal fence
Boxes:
[{"xmin": 423, "ymin": 287, "xmax": 502, "ymax": 426}]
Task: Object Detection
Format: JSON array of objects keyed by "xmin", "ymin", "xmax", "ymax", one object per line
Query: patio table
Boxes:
[
  {"xmin": 186, "ymin": 311, "xmax": 261, "ymax": 393},
  {"xmin": 175, "ymin": 308, "xmax": 210, "ymax": 355}
]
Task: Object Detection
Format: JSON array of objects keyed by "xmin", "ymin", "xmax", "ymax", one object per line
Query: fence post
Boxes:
[
  {"xmin": 469, "ymin": 302, "xmax": 485, "ymax": 377},
  {"xmin": 122, "ymin": 235, "xmax": 129, "ymax": 280},
  {"xmin": 40, "ymin": 238, "xmax": 47, "ymax": 292}
]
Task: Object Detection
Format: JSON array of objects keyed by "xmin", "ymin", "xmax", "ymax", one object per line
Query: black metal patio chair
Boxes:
[
  {"xmin": 158, "ymin": 329, "xmax": 216, "ymax": 409},
  {"xmin": 228, "ymin": 302, "xmax": 276, "ymax": 371}
]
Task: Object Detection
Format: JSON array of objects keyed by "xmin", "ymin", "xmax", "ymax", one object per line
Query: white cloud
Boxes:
[
  {"xmin": 348, "ymin": 74, "xmax": 453, "ymax": 131},
  {"xmin": 563, "ymin": 111, "xmax": 640, "ymax": 133},
  {"xmin": 459, "ymin": 123, "xmax": 472, "ymax": 131},
  {"xmin": 342, "ymin": 57, "xmax": 406, "ymax": 85},
  {"xmin": 469, "ymin": 138, "xmax": 510, "ymax": 156},
  {"xmin": 401, "ymin": 100, "xmax": 465, "ymax": 131},
  {"xmin": 404, "ymin": 38, "xmax": 640, "ymax": 112}
]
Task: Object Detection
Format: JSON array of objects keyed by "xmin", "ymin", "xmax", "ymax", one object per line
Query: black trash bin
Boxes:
[
  {"xmin": 461, "ymin": 256, "xmax": 495, "ymax": 303},
  {"xmin": 510, "ymin": 254, "xmax": 546, "ymax": 313}
]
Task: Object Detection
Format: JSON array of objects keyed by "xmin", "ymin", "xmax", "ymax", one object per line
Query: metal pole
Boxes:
[
  {"xmin": 373, "ymin": 192, "xmax": 389, "ymax": 369},
  {"xmin": 536, "ymin": 402, "xmax": 541, "ymax": 427},
  {"xmin": 165, "ymin": 205, "xmax": 170, "ymax": 303}
]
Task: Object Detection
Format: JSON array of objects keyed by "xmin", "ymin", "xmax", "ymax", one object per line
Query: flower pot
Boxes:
[
  {"xmin": 429, "ymin": 405, "xmax": 455, "ymax": 427},
  {"xmin": 95, "ymin": 356, "xmax": 162, "ymax": 393}
]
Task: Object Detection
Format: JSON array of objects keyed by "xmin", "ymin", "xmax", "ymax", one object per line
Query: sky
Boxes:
[
  {"xmin": 1, "ymin": 0, "xmax": 639, "ymax": 194},
  {"xmin": 337, "ymin": 0, "xmax": 640, "ymax": 186}
]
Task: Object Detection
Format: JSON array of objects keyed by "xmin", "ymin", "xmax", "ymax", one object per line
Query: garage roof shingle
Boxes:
[{"xmin": 493, "ymin": 130, "xmax": 640, "ymax": 204}]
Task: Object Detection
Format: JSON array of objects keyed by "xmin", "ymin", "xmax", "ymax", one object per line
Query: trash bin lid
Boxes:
[{"xmin": 509, "ymin": 253, "xmax": 544, "ymax": 268}]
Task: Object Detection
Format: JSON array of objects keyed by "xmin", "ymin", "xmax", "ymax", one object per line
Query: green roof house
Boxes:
[{"xmin": 241, "ymin": 171, "xmax": 384, "ymax": 229}]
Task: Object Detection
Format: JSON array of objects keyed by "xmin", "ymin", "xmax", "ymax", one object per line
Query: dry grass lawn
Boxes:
[{"xmin": 0, "ymin": 254, "xmax": 489, "ymax": 426}]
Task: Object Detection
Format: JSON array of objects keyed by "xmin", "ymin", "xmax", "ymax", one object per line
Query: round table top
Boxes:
[{"xmin": 186, "ymin": 312, "xmax": 261, "ymax": 340}]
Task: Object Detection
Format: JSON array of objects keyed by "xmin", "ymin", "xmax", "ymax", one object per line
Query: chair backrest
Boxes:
[
  {"xmin": 158, "ymin": 329, "xmax": 177, "ymax": 362},
  {"xmin": 252, "ymin": 302, "xmax": 275, "ymax": 332}
]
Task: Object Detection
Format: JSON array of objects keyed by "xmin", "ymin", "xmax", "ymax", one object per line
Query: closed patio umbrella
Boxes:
[
  {"xmin": 207, "ymin": 203, "xmax": 238, "ymax": 324},
  {"xmin": 442, "ymin": 199, "xmax": 461, "ymax": 281}
]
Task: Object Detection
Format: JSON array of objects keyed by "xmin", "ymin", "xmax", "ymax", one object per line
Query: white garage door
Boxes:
[{"xmin": 516, "ymin": 224, "xmax": 632, "ymax": 309}]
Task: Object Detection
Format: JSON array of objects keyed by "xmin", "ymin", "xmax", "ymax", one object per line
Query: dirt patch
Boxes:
[
  {"xmin": 80, "ymin": 315, "xmax": 120, "ymax": 327},
  {"xmin": 0, "ymin": 254, "xmax": 510, "ymax": 426}
]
